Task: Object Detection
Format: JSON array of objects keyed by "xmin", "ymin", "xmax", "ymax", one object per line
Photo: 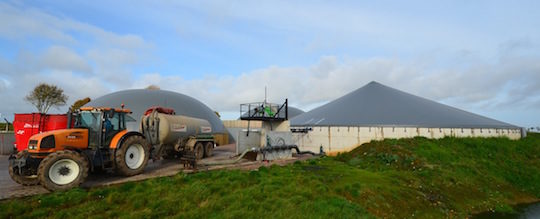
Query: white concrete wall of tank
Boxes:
[
  {"xmin": 223, "ymin": 120, "xmax": 262, "ymax": 143},
  {"xmin": 222, "ymin": 120, "xmax": 262, "ymax": 128},
  {"xmin": 292, "ymin": 126, "xmax": 522, "ymax": 155},
  {"xmin": 223, "ymin": 120, "xmax": 290, "ymax": 144}
]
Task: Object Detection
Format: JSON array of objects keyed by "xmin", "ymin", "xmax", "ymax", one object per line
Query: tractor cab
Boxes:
[{"xmin": 74, "ymin": 107, "xmax": 133, "ymax": 148}]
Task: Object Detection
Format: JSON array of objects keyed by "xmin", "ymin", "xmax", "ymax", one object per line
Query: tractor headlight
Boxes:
[{"xmin": 27, "ymin": 140, "xmax": 38, "ymax": 150}]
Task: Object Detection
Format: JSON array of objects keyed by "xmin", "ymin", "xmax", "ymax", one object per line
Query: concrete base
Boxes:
[{"xmin": 293, "ymin": 126, "xmax": 523, "ymax": 155}]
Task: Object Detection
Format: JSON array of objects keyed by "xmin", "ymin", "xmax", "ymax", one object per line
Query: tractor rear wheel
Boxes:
[
  {"xmin": 194, "ymin": 142, "xmax": 204, "ymax": 160},
  {"xmin": 38, "ymin": 150, "xmax": 89, "ymax": 191},
  {"xmin": 204, "ymin": 142, "xmax": 214, "ymax": 158},
  {"xmin": 115, "ymin": 135, "xmax": 149, "ymax": 176},
  {"xmin": 8, "ymin": 151, "xmax": 39, "ymax": 186}
]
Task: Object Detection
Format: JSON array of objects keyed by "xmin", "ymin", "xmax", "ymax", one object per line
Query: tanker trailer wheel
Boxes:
[
  {"xmin": 38, "ymin": 150, "xmax": 89, "ymax": 191},
  {"xmin": 8, "ymin": 151, "xmax": 39, "ymax": 186},
  {"xmin": 194, "ymin": 142, "xmax": 204, "ymax": 160},
  {"xmin": 204, "ymin": 142, "xmax": 214, "ymax": 158},
  {"xmin": 115, "ymin": 135, "xmax": 149, "ymax": 176}
]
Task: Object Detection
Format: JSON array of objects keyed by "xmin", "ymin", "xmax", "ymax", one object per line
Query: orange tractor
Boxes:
[{"xmin": 8, "ymin": 107, "xmax": 150, "ymax": 191}]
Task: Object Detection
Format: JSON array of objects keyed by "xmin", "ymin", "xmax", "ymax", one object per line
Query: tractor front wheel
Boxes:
[
  {"xmin": 115, "ymin": 135, "xmax": 149, "ymax": 176},
  {"xmin": 8, "ymin": 151, "xmax": 39, "ymax": 186},
  {"xmin": 38, "ymin": 150, "xmax": 89, "ymax": 191}
]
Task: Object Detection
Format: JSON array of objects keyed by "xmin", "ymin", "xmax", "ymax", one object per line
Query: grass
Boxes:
[{"xmin": 2, "ymin": 133, "xmax": 540, "ymax": 218}]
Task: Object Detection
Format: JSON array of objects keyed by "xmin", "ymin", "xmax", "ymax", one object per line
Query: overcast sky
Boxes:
[{"xmin": 0, "ymin": 0, "xmax": 539, "ymax": 127}]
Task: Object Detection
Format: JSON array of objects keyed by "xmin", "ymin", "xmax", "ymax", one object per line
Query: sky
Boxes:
[{"xmin": 0, "ymin": 0, "xmax": 539, "ymax": 128}]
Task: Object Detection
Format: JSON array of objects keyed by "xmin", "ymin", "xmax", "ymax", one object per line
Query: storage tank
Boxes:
[
  {"xmin": 141, "ymin": 110, "xmax": 213, "ymax": 146},
  {"xmin": 88, "ymin": 89, "xmax": 226, "ymax": 133}
]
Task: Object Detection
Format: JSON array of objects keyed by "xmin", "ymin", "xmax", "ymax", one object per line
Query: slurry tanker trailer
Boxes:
[{"xmin": 140, "ymin": 106, "xmax": 215, "ymax": 160}]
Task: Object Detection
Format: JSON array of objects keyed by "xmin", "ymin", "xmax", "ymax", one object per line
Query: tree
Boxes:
[
  {"xmin": 25, "ymin": 83, "xmax": 68, "ymax": 114},
  {"xmin": 70, "ymin": 97, "xmax": 91, "ymax": 111}
]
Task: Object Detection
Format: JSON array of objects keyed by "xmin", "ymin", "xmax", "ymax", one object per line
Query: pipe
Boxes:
[
  {"xmin": 198, "ymin": 145, "xmax": 325, "ymax": 166},
  {"xmin": 260, "ymin": 144, "xmax": 325, "ymax": 156},
  {"xmin": 291, "ymin": 145, "xmax": 318, "ymax": 156},
  {"xmin": 198, "ymin": 148, "xmax": 256, "ymax": 166}
]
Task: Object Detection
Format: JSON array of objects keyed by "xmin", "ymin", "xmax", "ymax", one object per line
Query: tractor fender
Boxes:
[
  {"xmin": 109, "ymin": 130, "xmax": 127, "ymax": 149},
  {"xmin": 112, "ymin": 131, "xmax": 145, "ymax": 149}
]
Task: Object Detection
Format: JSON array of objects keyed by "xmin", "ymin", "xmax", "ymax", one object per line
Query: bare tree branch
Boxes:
[{"xmin": 25, "ymin": 83, "xmax": 68, "ymax": 114}]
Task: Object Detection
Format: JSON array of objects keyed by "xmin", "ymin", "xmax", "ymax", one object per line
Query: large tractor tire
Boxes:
[
  {"xmin": 38, "ymin": 150, "xmax": 89, "ymax": 191},
  {"xmin": 8, "ymin": 151, "xmax": 39, "ymax": 186},
  {"xmin": 204, "ymin": 142, "xmax": 214, "ymax": 158},
  {"xmin": 115, "ymin": 135, "xmax": 149, "ymax": 176},
  {"xmin": 194, "ymin": 142, "xmax": 204, "ymax": 160}
]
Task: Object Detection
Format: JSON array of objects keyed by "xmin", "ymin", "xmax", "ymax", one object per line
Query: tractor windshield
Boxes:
[
  {"xmin": 75, "ymin": 111, "xmax": 102, "ymax": 148},
  {"xmin": 74, "ymin": 111, "xmax": 101, "ymax": 131},
  {"xmin": 75, "ymin": 111, "xmax": 101, "ymax": 129}
]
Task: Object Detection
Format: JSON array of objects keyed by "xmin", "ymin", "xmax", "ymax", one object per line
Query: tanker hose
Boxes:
[
  {"xmin": 260, "ymin": 144, "xmax": 324, "ymax": 156},
  {"xmin": 288, "ymin": 145, "xmax": 325, "ymax": 157},
  {"xmin": 199, "ymin": 145, "xmax": 324, "ymax": 166},
  {"xmin": 198, "ymin": 148, "xmax": 256, "ymax": 166}
]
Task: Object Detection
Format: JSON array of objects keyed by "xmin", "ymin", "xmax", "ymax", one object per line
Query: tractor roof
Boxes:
[{"xmin": 78, "ymin": 106, "xmax": 132, "ymax": 113}]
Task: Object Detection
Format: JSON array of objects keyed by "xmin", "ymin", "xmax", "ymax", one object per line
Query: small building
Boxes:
[
  {"xmin": 290, "ymin": 81, "xmax": 523, "ymax": 154},
  {"xmin": 225, "ymin": 106, "xmax": 305, "ymax": 143}
]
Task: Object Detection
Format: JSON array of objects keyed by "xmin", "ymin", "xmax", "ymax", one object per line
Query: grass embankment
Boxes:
[{"xmin": 2, "ymin": 133, "xmax": 540, "ymax": 218}]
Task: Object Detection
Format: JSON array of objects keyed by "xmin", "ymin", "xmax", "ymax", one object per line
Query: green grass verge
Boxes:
[{"xmin": 2, "ymin": 133, "xmax": 540, "ymax": 218}]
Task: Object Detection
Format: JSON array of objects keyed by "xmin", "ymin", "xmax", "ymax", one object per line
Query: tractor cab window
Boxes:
[
  {"xmin": 75, "ymin": 111, "xmax": 101, "ymax": 131},
  {"xmin": 103, "ymin": 111, "xmax": 126, "ymax": 147},
  {"xmin": 75, "ymin": 111, "xmax": 102, "ymax": 148},
  {"xmin": 104, "ymin": 111, "xmax": 120, "ymax": 131}
]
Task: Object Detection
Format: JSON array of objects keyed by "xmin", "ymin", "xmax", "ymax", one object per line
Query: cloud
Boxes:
[
  {"xmin": 0, "ymin": 2, "xmax": 76, "ymax": 43},
  {"xmin": 0, "ymin": 2, "xmax": 150, "ymax": 120},
  {"xmin": 0, "ymin": 1, "xmax": 538, "ymax": 128},
  {"xmin": 40, "ymin": 46, "xmax": 92, "ymax": 73},
  {"xmin": 169, "ymin": 1, "xmax": 509, "ymax": 55},
  {"xmin": 0, "ymin": 78, "xmax": 8, "ymax": 92},
  {"xmin": 132, "ymin": 42, "xmax": 540, "ymax": 122},
  {"xmin": 0, "ymin": 2, "xmax": 150, "ymax": 48}
]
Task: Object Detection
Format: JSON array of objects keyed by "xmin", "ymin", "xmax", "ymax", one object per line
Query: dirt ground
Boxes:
[{"xmin": 0, "ymin": 144, "xmax": 314, "ymax": 200}]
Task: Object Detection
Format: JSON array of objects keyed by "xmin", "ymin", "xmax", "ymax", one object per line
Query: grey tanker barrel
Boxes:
[{"xmin": 141, "ymin": 110, "xmax": 213, "ymax": 146}]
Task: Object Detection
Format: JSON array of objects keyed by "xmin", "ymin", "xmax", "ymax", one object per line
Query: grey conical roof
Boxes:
[
  {"xmin": 291, "ymin": 81, "xmax": 518, "ymax": 128},
  {"xmin": 87, "ymin": 89, "xmax": 226, "ymax": 133},
  {"xmin": 288, "ymin": 106, "xmax": 305, "ymax": 119}
]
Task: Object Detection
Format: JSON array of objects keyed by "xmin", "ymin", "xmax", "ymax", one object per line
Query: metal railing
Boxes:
[{"xmin": 239, "ymin": 99, "xmax": 288, "ymax": 121}]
